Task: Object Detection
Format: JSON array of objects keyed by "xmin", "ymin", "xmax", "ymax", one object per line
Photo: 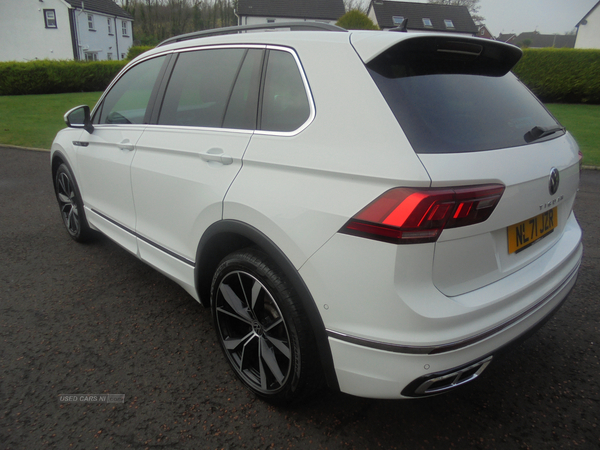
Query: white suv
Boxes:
[{"xmin": 51, "ymin": 23, "xmax": 582, "ymax": 403}]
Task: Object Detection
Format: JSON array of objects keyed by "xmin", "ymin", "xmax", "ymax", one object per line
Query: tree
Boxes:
[
  {"xmin": 427, "ymin": 0, "xmax": 484, "ymax": 25},
  {"xmin": 336, "ymin": 10, "xmax": 378, "ymax": 30}
]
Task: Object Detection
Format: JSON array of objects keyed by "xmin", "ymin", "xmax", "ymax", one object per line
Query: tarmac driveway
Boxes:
[{"xmin": 1, "ymin": 147, "xmax": 598, "ymax": 449}]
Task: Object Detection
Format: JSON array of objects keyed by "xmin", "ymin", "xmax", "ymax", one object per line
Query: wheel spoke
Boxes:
[
  {"xmin": 216, "ymin": 306, "xmax": 252, "ymax": 325},
  {"xmin": 264, "ymin": 332, "xmax": 290, "ymax": 359},
  {"xmin": 219, "ymin": 283, "xmax": 252, "ymax": 323},
  {"xmin": 250, "ymin": 279, "xmax": 262, "ymax": 311},
  {"xmin": 223, "ymin": 330, "xmax": 254, "ymax": 351},
  {"xmin": 260, "ymin": 338, "xmax": 285, "ymax": 384},
  {"xmin": 57, "ymin": 193, "xmax": 70, "ymax": 204}
]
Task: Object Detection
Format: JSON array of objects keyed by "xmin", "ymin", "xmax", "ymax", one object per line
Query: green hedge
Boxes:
[
  {"xmin": 126, "ymin": 46, "xmax": 155, "ymax": 60},
  {"xmin": 0, "ymin": 60, "xmax": 127, "ymax": 96},
  {"xmin": 513, "ymin": 48, "xmax": 600, "ymax": 104}
]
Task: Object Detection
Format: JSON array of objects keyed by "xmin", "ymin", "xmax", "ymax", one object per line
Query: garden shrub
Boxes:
[
  {"xmin": 513, "ymin": 48, "xmax": 600, "ymax": 104},
  {"xmin": 126, "ymin": 46, "xmax": 154, "ymax": 60},
  {"xmin": 0, "ymin": 60, "xmax": 127, "ymax": 96}
]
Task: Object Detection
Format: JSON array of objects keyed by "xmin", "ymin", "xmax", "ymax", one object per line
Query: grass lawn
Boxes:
[
  {"xmin": 0, "ymin": 92, "xmax": 102, "ymax": 150},
  {"xmin": 0, "ymin": 93, "xmax": 598, "ymax": 167},
  {"xmin": 546, "ymin": 104, "xmax": 600, "ymax": 167}
]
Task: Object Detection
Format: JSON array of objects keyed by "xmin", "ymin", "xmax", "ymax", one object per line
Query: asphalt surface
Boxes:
[{"xmin": 1, "ymin": 147, "xmax": 598, "ymax": 450}]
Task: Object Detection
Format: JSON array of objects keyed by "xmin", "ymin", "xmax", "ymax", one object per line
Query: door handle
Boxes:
[
  {"xmin": 118, "ymin": 139, "xmax": 135, "ymax": 151},
  {"xmin": 199, "ymin": 148, "xmax": 233, "ymax": 165}
]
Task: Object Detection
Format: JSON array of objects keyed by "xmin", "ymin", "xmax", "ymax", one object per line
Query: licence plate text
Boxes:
[{"xmin": 507, "ymin": 207, "xmax": 557, "ymax": 254}]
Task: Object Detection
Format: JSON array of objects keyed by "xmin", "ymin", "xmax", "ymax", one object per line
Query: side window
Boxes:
[
  {"xmin": 96, "ymin": 55, "xmax": 166, "ymax": 125},
  {"xmin": 222, "ymin": 49, "xmax": 263, "ymax": 130},
  {"xmin": 158, "ymin": 48, "xmax": 247, "ymax": 128},
  {"xmin": 260, "ymin": 50, "xmax": 310, "ymax": 132}
]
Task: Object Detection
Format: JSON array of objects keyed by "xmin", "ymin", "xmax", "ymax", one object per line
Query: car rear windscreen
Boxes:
[{"xmin": 367, "ymin": 37, "xmax": 563, "ymax": 154}]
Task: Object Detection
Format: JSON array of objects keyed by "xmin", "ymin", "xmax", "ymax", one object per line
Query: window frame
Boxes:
[
  {"xmin": 122, "ymin": 20, "xmax": 129, "ymax": 36},
  {"xmin": 444, "ymin": 19, "xmax": 455, "ymax": 29},
  {"xmin": 392, "ymin": 16, "xmax": 405, "ymax": 25},
  {"xmin": 143, "ymin": 44, "xmax": 315, "ymax": 136},
  {"xmin": 44, "ymin": 9, "xmax": 57, "ymax": 28},
  {"xmin": 422, "ymin": 18, "xmax": 433, "ymax": 27},
  {"xmin": 91, "ymin": 54, "xmax": 172, "ymax": 126},
  {"xmin": 108, "ymin": 18, "xmax": 113, "ymax": 35},
  {"xmin": 88, "ymin": 14, "xmax": 95, "ymax": 31}
]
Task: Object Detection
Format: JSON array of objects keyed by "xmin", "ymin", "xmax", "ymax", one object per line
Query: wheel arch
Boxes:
[{"xmin": 195, "ymin": 219, "xmax": 340, "ymax": 391}]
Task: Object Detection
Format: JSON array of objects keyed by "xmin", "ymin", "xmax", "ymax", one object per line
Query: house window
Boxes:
[
  {"xmin": 88, "ymin": 14, "xmax": 95, "ymax": 31},
  {"xmin": 85, "ymin": 52, "xmax": 98, "ymax": 61},
  {"xmin": 108, "ymin": 18, "xmax": 113, "ymax": 35},
  {"xmin": 422, "ymin": 18, "xmax": 433, "ymax": 27},
  {"xmin": 392, "ymin": 16, "xmax": 405, "ymax": 25},
  {"xmin": 121, "ymin": 53, "xmax": 126, "ymax": 60},
  {"xmin": 44, "ymin": 9, "xmax": 57, "ymax": 28},
  {"xmin": 122, "ymin": 20, "xmax": 128, "ymax": 36},
  {"xmin": 444, "ymin": 19, "xmax": 455, "ymax": 29},
  {"xmin": 267, "ymin": 19, "xmax": 275, "ymax": 23},
  {"xmin": 107, "ymin": 53, "xmax": 113, "ymax": 60}
]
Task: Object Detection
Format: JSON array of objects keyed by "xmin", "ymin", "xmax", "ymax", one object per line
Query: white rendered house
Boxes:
[{"xmin": 0, "ymin": 0, "xmax": 133, "ymax": 62}]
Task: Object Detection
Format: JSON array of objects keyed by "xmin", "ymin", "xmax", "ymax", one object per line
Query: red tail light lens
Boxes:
[{"xmin": 340, "ymin": 184, "xmax": 505, "ymax": 244}]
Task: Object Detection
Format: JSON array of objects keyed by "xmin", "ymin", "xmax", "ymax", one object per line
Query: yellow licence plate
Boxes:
[{"xmin": 507, "ymin": 207, "xmax": 557, "ymax": 254}]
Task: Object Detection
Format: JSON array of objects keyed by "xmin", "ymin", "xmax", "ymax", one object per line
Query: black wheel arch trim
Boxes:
[{"xmin": 195, "ymin": 219, "xmax": 340, "ymax": 392}]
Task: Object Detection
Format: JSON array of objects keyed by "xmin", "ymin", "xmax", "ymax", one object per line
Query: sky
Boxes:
[
  {"xmin": 478, "ymin": 0, "xmax": 598, "ymax": 36},
  {"xmin": 359, "ymin": 0, "xmax": 599, "ymax": 36}
]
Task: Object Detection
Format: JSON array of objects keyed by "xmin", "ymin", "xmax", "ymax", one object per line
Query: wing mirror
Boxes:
[{"xmin": 64, "ymin": 105, "xmax": 94, "ymax": 134}]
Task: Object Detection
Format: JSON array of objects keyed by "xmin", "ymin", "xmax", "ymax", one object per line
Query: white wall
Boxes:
[
  {"xmin": 576, "ymin": 6, "xmax": 600, "ymax": 49},
  {"xmin": 0, "ymin": 0, "xmax": 74, "ymax": 61},
  {"xmin": 73, "ymin": 10, "xmax": 133, "ymax": 60}
]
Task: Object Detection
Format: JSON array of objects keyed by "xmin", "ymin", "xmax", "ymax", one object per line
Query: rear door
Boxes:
[{"xmin": 130, "ymin": 47, "xmax": 264, "ymax": 284}]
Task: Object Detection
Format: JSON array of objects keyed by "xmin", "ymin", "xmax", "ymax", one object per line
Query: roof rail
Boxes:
[{"xmin": 158, "ymin": 22, "xmax": 347, "ymax": 47}]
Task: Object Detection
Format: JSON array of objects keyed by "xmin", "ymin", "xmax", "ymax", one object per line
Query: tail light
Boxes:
[{"xmin": 340, "ymin": 184, "xmax": 505, "ymax": 244}]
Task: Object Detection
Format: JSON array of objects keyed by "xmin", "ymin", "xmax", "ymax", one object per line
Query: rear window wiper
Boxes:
[{"xmin": 524, "ymin": 125, "xmax": 565, "ymax": 143}]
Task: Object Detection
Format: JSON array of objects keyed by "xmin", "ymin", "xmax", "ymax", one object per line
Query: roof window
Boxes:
[
  {"xmin": 422, "ymin": 18, "xmax": 433, "ymax": 27},
  {"xmin": 444, "ymin": 19, "xmax": 455, "ymax": 29},
  {"xmin": 393, "ymin": 16, "xmax": 405, "ymax": 25}
]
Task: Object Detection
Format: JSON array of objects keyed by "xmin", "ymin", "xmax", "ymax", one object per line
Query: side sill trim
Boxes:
[
  {"xmin": 327, "ymin": 260, "xmax": 580, "ymax": 355},
  {"xmin": 91, "ymin": 208, "xmax": 195, "ymax": 267}
]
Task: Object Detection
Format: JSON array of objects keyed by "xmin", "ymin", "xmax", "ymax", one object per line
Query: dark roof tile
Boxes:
[
  {"xmin": 237, "ymin": 0, "xmax": 345, "ymax": 21},
  {"xmin": 64, "ymin": 0, "xmax": 133, "ymax": 19},
  {"xmin": 370, "ymin": 1, "xmax": 477, "ymax": 33}
]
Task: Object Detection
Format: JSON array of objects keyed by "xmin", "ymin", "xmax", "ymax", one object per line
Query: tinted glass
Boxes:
[
  {"xmin": 222, "ymin": 49, "xmax": 263, "ymax": 130},
  {"xmin": 367, "ymin": 42, "xmax": 562, "ymax": 154},
  {"xmin": 260, "ymin": 50, "xmax": 310, "ymax": 132},
  {"xmin": 98, "ymin": 55, "xmax": 166, "ymax": 125},
  {"xmin": 158, "ymin": 48, "xmax": 246, "ymax": 128}
]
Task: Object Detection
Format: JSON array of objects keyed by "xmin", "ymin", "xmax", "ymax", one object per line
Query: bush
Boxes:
[
  {"xmin": 0, "ymin": 60, "xmax": 127, "ymax": 96},
  {"xmin": 336, "ymin": 10, "xmax": 378, "ymax": 30},
  {"xmin": 126, "ymin": 46, "xmax": 155, "ymax": 60},
  {"xmin": 513, "ymin": 48, "xmax": 600, "ymax": 104}
]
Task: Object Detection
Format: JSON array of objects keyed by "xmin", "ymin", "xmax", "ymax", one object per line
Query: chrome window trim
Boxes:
[{"xmin": 91, "ymin": 44, "xmax": 315, "ymax": 136}]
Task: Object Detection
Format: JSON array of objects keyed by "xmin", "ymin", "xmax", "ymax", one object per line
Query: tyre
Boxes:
[
  {"xmin": 211, "ymin": 248, "xmax": 323, "ymax": 403},
  {"xmin": 54, "ymin": 163, "xmax": 95, "ymax": 242}
]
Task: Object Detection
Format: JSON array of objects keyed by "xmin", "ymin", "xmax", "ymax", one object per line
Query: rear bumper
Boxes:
[{"xmin": 300, "ymin": 213, "xmax": 582, "ymax": 399}]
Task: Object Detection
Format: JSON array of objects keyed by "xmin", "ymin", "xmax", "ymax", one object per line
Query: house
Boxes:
[
  {"xmin": 497, "ymin": 33, "xmax": 516, "ymax": 44},
  {"xmin": 236, "ymin": 0, "xmax": 345, "ymax": 26},
  {"xmin": 575, "ymin": 0, "xmax": 600, "ymax": 48},
  {"xmin": 0, "ymin": 0, "xmax": 133, "ymax": 62},
  {"xmin": 499, "ymin": 31, "xmax": 575, "ymax": 49},
  {"xmin": 477, "ymin": 25, "xmax": 495, "ymax": 40},
  {"xmin": 367, "ymin": 0, "xmax": 478, "ymax": 35}
]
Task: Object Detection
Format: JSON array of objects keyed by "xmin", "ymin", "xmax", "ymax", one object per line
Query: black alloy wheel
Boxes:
[
  {"xmin": 211, "ymin": 248, "xmax": 323, "ymax": 403},
  {"xmin": 54, "ymin": 163, "xmax": 94, "ymax": 242}
]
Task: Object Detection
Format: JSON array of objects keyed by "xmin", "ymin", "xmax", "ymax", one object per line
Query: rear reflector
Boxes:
[{"xmin": 340, "ymin": 184, "xmax": 505, "ymax": 244}]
